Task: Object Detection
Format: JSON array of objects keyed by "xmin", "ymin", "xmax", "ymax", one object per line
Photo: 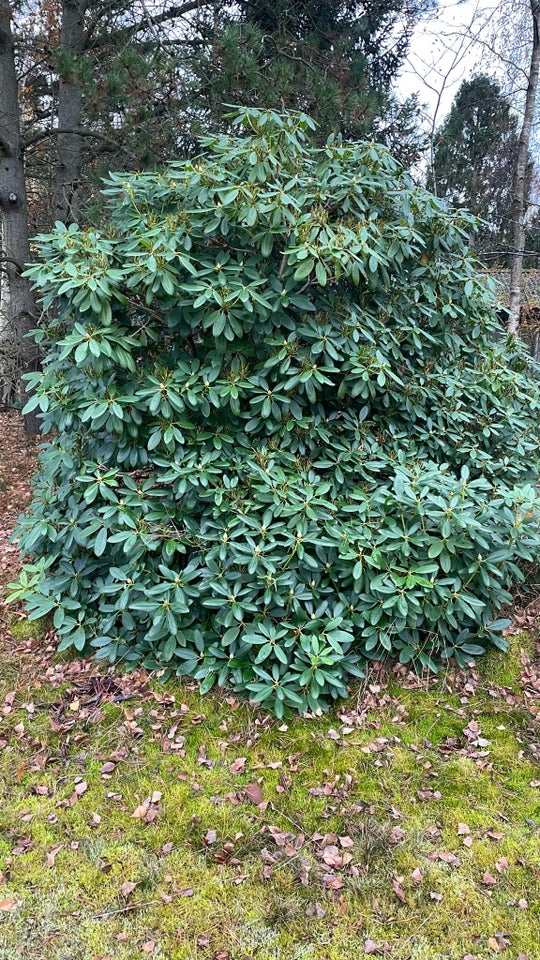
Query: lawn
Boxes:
[{"xmin": 1, "ymin": 414, "xmax": 539, "ymax": 960}]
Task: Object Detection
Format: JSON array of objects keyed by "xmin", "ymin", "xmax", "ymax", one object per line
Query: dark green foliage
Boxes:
[
  {"xmin": 429, "ymin": 75, "xmax": 529, "ymax": 261},
  {"xmin": 17, "ymin": 1, "xmax": 430, "ymax": 239},
  {"xmin": 12, "ymin": 108, "xmax": 540, "ymax": 715},
  {"xmin": 193, "ymin": 0, "xmax": 432, "ymax": 166},
  {"xmin": 237, "ymin": 0, "xmax": 422, "ymax": 87}
]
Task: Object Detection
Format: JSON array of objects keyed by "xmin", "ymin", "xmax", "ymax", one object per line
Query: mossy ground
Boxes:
[{"xmin": 0, "ymin": 617, "xmax": 539, "ymax": 960}]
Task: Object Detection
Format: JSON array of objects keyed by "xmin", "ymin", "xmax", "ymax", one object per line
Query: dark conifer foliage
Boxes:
[{"xmin": 430, "ymin": 75, "xmax": 536, "ymax": 263}]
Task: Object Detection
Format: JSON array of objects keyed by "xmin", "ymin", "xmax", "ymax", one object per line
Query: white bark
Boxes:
[{"xmin": 508, "ymin": 0, "xmax": 540, "ymax": 334}]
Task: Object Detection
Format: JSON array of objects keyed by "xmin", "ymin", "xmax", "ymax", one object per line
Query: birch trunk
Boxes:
[
  {"xmin": 508, "ymin": 0, "xmax": 540, "ymax": 334},
  {"xmin": 0, "ymin": 0, "xmax": 39, "ymax": 433}
]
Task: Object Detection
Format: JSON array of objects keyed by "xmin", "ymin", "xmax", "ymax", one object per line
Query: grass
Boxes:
[{"xmin": 0, "ymin": 619, "xmax": 539, "ymax": 960}]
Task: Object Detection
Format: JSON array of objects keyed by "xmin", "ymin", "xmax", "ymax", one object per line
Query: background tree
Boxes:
[
  {"xmin": 507, "ymin": 0, "xmax": 540, "ymax": 332},
  {"xmin": 0, "ymin": 0, "xmax": 39, "ymax": 424},
  {"xmin": 1, "ymin": 0, "xmax": 214, "ymax": 423},
  {"xmin": 482, "ymin": 0, "xmax": 540, "ymax": 327},
  {"xmin": 429, "ymin": 75, "xmax": 525, "ymax": 262},
  {"xmin": 192, "ymin": 0, "xmax": 433, "ymax": 164},
  {"xmin": 1, "ymin": 0, "xmax": 435, "ymax": 429},
  {"xmin": 436, "ymin": 0, "xmax": 540, "ymax": 329}
]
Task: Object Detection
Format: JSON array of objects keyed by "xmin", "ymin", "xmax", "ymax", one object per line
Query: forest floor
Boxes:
[{"xmin": 1, "ymin": 412, "xmax": 540, "ymax": 960}]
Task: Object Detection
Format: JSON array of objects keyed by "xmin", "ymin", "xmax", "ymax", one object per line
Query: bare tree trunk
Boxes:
[
  {"xmin": 54, "ymin": 0, "xmax": 88, "ymax": 224},
  {"xmin": 0, "ymin": 0, "xmax": 39, "ymax": 434},
  {"xmin": 508, "ymin": 0, "xmax": 540, "ymax": 334}
]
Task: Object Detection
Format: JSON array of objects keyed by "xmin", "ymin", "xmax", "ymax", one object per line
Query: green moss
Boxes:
[
  {"xmin": 8, "ymin": 614, "xmax": 49, "ymax": 640},
  {"xmin": 1, "ymin": 653, "xmax": 540, "ymax": 960},
  {"xmin": 479, "ymin": 629, "xmax": 535, "ymax": 690}
]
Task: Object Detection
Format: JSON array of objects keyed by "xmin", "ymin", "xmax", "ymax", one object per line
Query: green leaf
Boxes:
[
  {"xmin": 199, "ymin": 672, "xmax": 217, "ymax": 694},
  {"xmin": 488, "ymin": 618, "xmax": 512, "ymax": 632},
  {"xmin": 293, "ymin": 258, "xmax": 314, "ymax": 281},
  {"xmin": 428, "ymin": 540, "xmax": 444, "ymax": 558},
  {"xmin": 94, "ymin": 527, "xmax": 108, "ymax": 557}
]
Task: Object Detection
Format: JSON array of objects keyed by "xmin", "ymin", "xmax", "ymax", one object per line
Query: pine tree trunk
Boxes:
[
  {"xmin": 54, "ymin": 0, "xmax": 88, "ymax": 224},
  {"xmin": 508, "ymin": 0, "xmax": 540, "ymax": 334},
  {"xmin": 0, "ymin": 0, "xmax": 39, "ymax": 434}
]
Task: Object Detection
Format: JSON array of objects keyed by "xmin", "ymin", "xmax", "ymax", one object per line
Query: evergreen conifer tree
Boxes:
[{"xmin": 430, "ymin": 75, "xmax": 527, "ymax": 261}]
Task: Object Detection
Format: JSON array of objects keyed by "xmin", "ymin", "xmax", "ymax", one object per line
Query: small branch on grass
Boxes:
[
  {"xmin": 33, "ymin": 898, "xmax": 165, "ymax": 922},
  {"xmin": 90, "ymin": 898, "xmax": 164, "ymax": 920},
  {"xmin": 267, "ymin": 802, "xmax": 315, "ymax": 839}
]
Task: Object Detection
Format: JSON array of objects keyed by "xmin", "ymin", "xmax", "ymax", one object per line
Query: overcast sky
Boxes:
[{"xmin": 398, "ymin": 0, "xmax": 503, "ymax": 133}]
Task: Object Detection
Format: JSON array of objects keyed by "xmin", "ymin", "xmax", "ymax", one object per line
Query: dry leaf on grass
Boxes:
[
  {"xmin": 229, "ymin": 757, "xmax": 247, "ymax": 774},
  {"xmin": 0, "ymin": 898, "xmax": 21, "ymax": 912},
  {"xmin": 244, "ymin": 782, "xmax": 263, "ymax": 804},
  {"xmin": 120, "ymin": 881, "xmax": 137, "ymax": 897}
]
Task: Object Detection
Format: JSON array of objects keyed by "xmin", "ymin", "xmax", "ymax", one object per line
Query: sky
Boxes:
[{"xmin": 398, "ymin": 0, "xmax": 503, "ymax": 134}]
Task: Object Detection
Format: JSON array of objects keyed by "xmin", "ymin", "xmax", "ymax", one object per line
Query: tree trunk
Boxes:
[
  {"xmin": 508, "ymin": 0, "xmax": 540, "ymax": 334},
  {"xmin": 0, "ymin": 0, "xmax": 39, "ymax": 433},
  {"xmin": 54, "ymin": 0, "xmax": 88, "ymax": 224}
]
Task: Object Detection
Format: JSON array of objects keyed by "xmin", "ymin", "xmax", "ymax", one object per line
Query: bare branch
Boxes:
[
  {"xmin": 23, "ymin": 126, "xmax": 114, "ymax": 149},
  {"xmin": 85, "ymin": 0, "xmax": 210, "ymax": 50}
]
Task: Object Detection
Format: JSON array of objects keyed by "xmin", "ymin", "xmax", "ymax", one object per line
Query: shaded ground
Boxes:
[{"xmin": 1, "ymin": 412, "xmax": 540, "ymax": 960}]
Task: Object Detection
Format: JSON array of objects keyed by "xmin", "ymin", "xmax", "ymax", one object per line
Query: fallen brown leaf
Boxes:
[
  {"xmin": 132, "ymin": 800, "xmax": 150, "ymax": 819},
  {"xmin": 0, "ymin": 898, "xmax": 20, "ymax": 912},
  {"xmin": 392, "ymin": 876, "xmax": 406, "ymax": 903},
  {"xmin": 244, "ymin": 782, "xmax": 263, "ymax": 805},
  {"xmin": 229, "ymin": 757, "xmax": 247, "ymax": 774},
  {"xmin": 45, "ymin": 845, "xmax": 62, "ymax": 867},
  {"xmin": 364, "ymin": 941, "xmax": 380, "ymax": 955},
  {"xmin": 120, "ymin": 881, "xmax": 137, "ymax": 897},
  {"xmin": 389, "ymin": 826, "xmax": 406, "ymax": 844},
  {"xmin": 324, "ymin": 874, "xmax": 344, "ymax": 889},
  {"xmin": 363, "ymin": 941, "xmax": 390, "ymax": 955},
  {"xmin": 321, "ymin": 844, "xmax": 342, "ymax": 867}
]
